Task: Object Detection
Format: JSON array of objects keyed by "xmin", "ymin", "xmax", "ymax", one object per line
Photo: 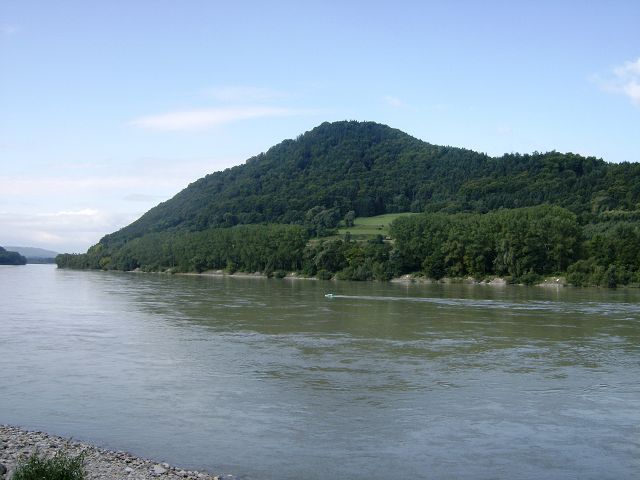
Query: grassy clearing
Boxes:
[{"xmin": 335, "ymin": 212, "xmax": 418, "ymax": 240}]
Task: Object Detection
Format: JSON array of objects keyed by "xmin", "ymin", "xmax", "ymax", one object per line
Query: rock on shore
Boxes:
[{"xmin": 0, "ymin": 425, "xmax": 230, "ymax": 480}]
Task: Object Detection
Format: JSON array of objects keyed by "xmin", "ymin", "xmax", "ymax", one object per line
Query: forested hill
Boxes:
[
  {"xmin": 101, "ymin": 120, "xmax": 640, "ymax": 247},
  {"xmin": 0, "ymin": 246, "xmax": 27, "ymax": 265}
]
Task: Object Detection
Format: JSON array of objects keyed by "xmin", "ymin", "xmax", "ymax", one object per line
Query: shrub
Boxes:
[
  {"xmin": 567, "ymin": 258, "xmax": 605, "ymax": 286},
  {"xmin": 316, "ymin": 269, "xmax": 333, "ymax": 280},
  {"xmin": 13, "ymin": 450, "xmax": 86, "ymax": 480},
  {"xmin": 224, "ymin": 260, "xmax": 237, "ymax": 274},
  {"xmin": 515, "ymin": 271, "xmax": 542, "ymax": 285}
]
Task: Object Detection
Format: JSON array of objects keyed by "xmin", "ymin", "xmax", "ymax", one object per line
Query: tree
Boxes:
[{"xmin": 344, "ymin": 210, "xmax": 356, "ymax": 228}]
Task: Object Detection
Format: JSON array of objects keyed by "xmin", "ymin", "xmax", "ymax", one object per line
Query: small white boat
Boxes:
[{"xmin": 324, "ymin": 293, "xmax": 335, "ymax": 298}]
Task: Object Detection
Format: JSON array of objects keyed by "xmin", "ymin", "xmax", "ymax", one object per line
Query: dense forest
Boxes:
[
  {"xmin": 0, "ymin": 246, "xmax": 27, "ymax": 265},
  {"xmin": 56, "ymin": 205, "xmax": 640, "ymax": 287},
  {"xmin": 100, "ymin": 121, "xmax": 640, "ymax": 248},
  {"xmin": 57, "ymin": 121, "xmax": 640, "ymax": 286}
]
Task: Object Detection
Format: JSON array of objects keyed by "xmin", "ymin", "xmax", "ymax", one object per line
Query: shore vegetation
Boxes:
[{"xmin": 12, "ymin": 450, "xmax": 85, "ymax": 480}]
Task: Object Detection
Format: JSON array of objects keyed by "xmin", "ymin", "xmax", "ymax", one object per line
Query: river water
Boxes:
[{"xmin": 1, "ymin": 264, "xmax": 639, "ymax": 479}]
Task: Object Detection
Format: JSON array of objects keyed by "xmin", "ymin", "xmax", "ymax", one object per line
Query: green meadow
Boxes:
[{"xmin": 335, "ymin": 212, "xmax": 418, "ymax": 240}]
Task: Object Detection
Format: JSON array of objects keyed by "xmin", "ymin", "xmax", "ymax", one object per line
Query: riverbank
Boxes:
[
  {"xmin": 168, "ymin": 269, "xmax": 568, "ymax": 287},
  {"xmin": 0, "ymin": 426, "xmax": 229, "ymax": 480},
  {"xmin": 390, "ymin": 274, "xmax": 567, "ymax": 287},
  {"xmin": 179, "ymin": 269, "xmax": 317, "ymax": 281}
]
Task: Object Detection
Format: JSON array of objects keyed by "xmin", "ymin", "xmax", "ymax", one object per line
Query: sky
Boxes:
[{"xmin": 1, "ymin": 0, "xmax": 639, "ymax": 253}]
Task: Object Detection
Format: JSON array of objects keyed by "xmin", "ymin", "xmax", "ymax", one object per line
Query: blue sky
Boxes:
[{"xmin": 1, "ymin": 0, "xmax": 639, "ymax": 252}]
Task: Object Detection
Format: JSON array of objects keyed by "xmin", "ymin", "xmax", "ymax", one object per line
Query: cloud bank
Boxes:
[
  {"xmin": 0, "ymin": 209, "xmax": 137, "ymax": 253},
  {"xmin": 597, "ymin": 57, "xmax": 640, "ymax": 107},
  {"xmin": 128, "ymin": 105, "xmax": 305, "ymax": 131},
  {"xmin": 0, "ymin": 155, "xmax": 238, "ymax": 253}
]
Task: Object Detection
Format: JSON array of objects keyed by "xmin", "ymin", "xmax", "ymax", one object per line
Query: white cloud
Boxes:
[
  {"xmin": 46, "ymin": 208, "xmax": 100, "ymax": 217},
  {"xmin": 622, "ymin": 81, "xmax": 640, "ymax": 106},
  {"xmin": 0, "ymin": 175, "xmax": 179, "ymax": 196},
  {"xmin": 597, "ymin": 57, "xmax": 640, "ymax": 107},
  {"xmin": 128, "ymin": 105, "xmax": 306, "ymax": 131},
  {"xmin": 614, "ymin": 58, "xmax": 640, "ymax": 77},
  {"xmin": 123, "ymin": 193, "xmax": 168, "ymax": 202},
  {"xmin": 0, "ymin": 155, "xmax": 243, "ymax": 252},
  {"xmin": 0, "ymin": 174, "xmax": 177, "ymax": 252},
  {"xmin": 0, "ymin": 209, "xmax": 138, "ymax": 253},
  {"xmin": 383, "ymin": 95, "xmax": 405, "ymax": 108},
  {"xmin": 203, "ymin": 86, "xmax": 286, "ymax": 103}
]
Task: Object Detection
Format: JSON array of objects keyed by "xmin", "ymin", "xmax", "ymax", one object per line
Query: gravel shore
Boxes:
[{"xmin": 0, "ymin": 425, "xmax": 230, "ymax": 480}]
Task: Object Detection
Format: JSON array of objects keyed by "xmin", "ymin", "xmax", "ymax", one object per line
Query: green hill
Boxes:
[
  {"xmin": 57, "ymin": 120, "xmax": 640, "ymax": 286},
  {"xmin": 0, "ymin": 246, "xmax": 27, "ymax": 265},
  {"xmin": 100, "ymin": 120, "xmax": 640, "ymax": 248}
]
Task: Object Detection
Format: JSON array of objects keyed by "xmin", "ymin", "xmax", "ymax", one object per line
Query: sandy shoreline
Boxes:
[{"xmin": 0, "ymin": 425, "xmax": 230, "ymax": 480}]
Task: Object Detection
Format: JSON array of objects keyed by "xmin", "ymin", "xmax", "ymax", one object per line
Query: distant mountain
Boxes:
[
  {"xmin": 6, "ymin": 246, "xmax": 58, "ymax": 263},
  {"xmin": 100, "ymin": 120, "xmax": 640, "ymax": 249},
  {"xmin": 0, "ymin": 246, "xmax": 27, "ymax": 265},
  {"xmin": 6, "ymin": 246, "xmax": 59, "ymax": 258}
]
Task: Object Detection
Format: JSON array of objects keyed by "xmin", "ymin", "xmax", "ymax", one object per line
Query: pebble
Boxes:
[
  {"xmin": 0, "ymin": 425, "xmax": 229, "ymax": 480},
  {"xmin": 153, "ymin": 465, "xmax": 167, "ymax": 475}
]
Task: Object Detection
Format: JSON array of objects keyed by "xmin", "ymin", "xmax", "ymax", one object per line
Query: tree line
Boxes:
[
  {"xmin": 57, "ymin": 205, "xmax": 640, "ymax": 287},
  {"xmin": 57, "ymin": 224, "xmax": 308, "ymax": 275}
]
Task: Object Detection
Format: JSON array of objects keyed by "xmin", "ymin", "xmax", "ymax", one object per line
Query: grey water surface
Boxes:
[{"xmin": 1, "ymin": 264, "xmax": 639, "ymax": 479}]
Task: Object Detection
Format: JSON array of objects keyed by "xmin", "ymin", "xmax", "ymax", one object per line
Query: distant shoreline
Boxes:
[{"xmin": 178, "ymin": 269, "xmax": 318, "ymax": 281}]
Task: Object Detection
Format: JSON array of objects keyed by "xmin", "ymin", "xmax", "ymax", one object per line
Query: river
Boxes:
[{"xmin": 1, "ymin": 264, "xmax": 639, "ymax": 479}]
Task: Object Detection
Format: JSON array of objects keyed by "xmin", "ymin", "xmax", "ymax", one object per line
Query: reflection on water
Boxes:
[{"xmin": 1, "ymin": 265, "xmax": 639, "ymax": 479}]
